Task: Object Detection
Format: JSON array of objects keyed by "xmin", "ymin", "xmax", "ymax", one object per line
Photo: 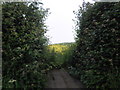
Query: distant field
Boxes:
[
  {"xmin": 48, "ymin": 43, "xmax": 73, "ymax": 53},
  {"xmin": 48, "ymin": 42, "xmax": 74, "ymax": 65},
  {"xmin": 49, "ymin": 44, "xmax": 68, "ymax": 53}
]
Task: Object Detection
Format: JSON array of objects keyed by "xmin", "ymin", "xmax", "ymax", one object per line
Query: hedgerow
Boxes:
[
  {"xmin": 68, "ymin": 2, "xmax": 120, "ymax": 89},
  {"xmin": 2, "ymin": 2, "xmax": 49, "ymax": 88}
]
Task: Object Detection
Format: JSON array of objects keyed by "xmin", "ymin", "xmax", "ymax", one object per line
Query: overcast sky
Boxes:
[{"xmin": 42, "ymin": 0, "xmax": 94, "ymax": 44}]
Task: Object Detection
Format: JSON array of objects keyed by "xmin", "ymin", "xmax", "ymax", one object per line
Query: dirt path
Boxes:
[{"xmin": 46, "ymin": 68, "xmax": 85, "ymax": 88}]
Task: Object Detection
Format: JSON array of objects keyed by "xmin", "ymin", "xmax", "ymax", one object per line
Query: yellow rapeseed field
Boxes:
[{"xmin": 48, "ymin": 44, "xmax": 69, "ymax": 53}]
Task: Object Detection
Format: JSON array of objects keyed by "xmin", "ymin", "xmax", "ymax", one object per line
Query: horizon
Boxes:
[{"xmin": 48, "ymin": 41, "xmax": 75, "ymax": 45}]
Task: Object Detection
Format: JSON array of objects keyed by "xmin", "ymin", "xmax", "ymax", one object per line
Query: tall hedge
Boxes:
[
  {"xmin": 2, "ymin": 2, "xmax": 48, "ymax": 88},
  {"xmin": 70, "ymin": 2, "xmax": 120, "ymax": 88}
]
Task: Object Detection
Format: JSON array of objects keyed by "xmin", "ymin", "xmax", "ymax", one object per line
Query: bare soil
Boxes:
[{"xmin": 46, "ymin": 68, "xmax": 85, "ymax": 88}]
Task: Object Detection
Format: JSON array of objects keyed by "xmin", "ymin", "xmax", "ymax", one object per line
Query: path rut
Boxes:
[{"xmin": 46, "ymin": 69, "xmax": 84, "ymax": 88}]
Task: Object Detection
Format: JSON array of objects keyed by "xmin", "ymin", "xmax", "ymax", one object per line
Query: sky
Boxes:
[{"xmin": 42, "ymin": 0, "xmax": 94, "ymax": 44}]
